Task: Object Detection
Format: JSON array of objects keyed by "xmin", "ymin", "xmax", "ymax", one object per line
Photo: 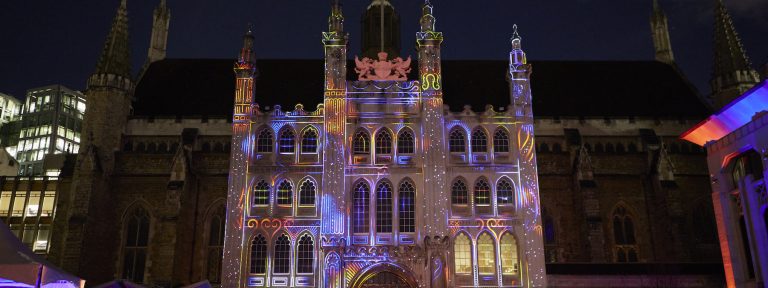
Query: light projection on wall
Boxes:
[
  {"xmin": 221, "ymin": 2, "xmax": 546, "ymax": 287},
  {"xmin": 682, "ymin": 80, "xmax": 768, "ymax": 146}
]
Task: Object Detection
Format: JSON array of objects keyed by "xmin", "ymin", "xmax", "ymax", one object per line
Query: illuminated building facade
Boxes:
[
  {"xmin": 0, "ymin": 176, "xmax": 60, "ymax": 254},
  {"xmin": 0, "ymin": 92, "xmax": 21, "ymax": 125},
  {"xmin": 220, "ymin": 2, "xmax": 547, "ymax": 287},
  {"xmin": 44, "ymin": 0, "xmax": 729, "ymax": 287},
  {"xmin": 683, "ymin": 81, "xmax": 768, "ymax": 287},
  {"xmin": 13, "ymin": 85, "xmax": 86, "ymax": 176}
]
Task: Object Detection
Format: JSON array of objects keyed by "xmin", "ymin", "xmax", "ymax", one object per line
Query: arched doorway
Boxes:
[
  {"xmin": 350, "ymin": 263, "xmax": 418, "ymax": 288},
  {"xmin": 359, "ymin": 271, "xmax": 412, "ymax": 288}
]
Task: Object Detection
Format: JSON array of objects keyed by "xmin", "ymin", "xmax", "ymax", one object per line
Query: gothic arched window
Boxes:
[
  {"xmin": 301, "ymin": 127, "xmax": 319, "ymax": 153},
  {"xmin": 249, "ymin": 234, "xmax": 267, "ymax": 274},
  {"xmin": 277, "ymin": 180, "xmax": 293, "ymax": 206},
  {"xmin": 353, "ymin": 181, "xmax": 370, "ymax": 234},
  {"xmin": 296, "ymin": 234, "xmax": 314, "ymax": 274},
  {"xmin": 497, "ymin": 178, "xmax": 514, "ymax": 205},
  {"xmin": 122, "ymin": 207, "xmax": 150, "ymax": 283},
  {"xmin": 471, "ymin": 128, "xmax": 488, "ymax": 153},
  {"xmin": 494, "ymin": 128, "xmax": 510, "ymax": 153},
  {"xmin": 353, "ymin": 130, "xmax": 370, "ymax": 155},
  {"xmin": 449, "ymin": 129, "xmax": 466, "ymax": 153},
  {"xmin": 299, "ymin": 179, "xmax": 316, "ymax": 207},
  {"xmin": 278, "ymin": 128, "xmax": 295, "ymax": 153},
  {"xmin": 397, "ymin": 129, "xmax": 415, "ymax": 154},
  {"xmin": 375, "ymin": 129, "xmax": 393, "ymax": 155},
  {"xmin": 454, "ymin": 233, "xmax": 472, "ymax": 274},
  {"xmin": 252, "ymin": 180, "xmax": 270, "ymax": 206},
  {"xmin": 398, "ymin": 181, "xmax": 415, "ymax": 233},
  {"xmin": 474, "ymin": 178, "xmax": 491, "ymax": 206},
  {"xmin": 613, "ymin": 206, "xmax": 638, "ymax": 263},
  {"xmin": 500, "ymin": 233, "xmax": 520, "ymax": 275},
  {"xmin": 451, "ymin": 179, "xmax": 468, "ymax": 205},
  {"xmin": 256, "ymin": 128, "xmax": 273, "ymax": 153},
  {"xmin": 206, "ymin": 206, "xmax": 225, "ymax": 284},
  {"xmin": 376, "ymin": 181, "xmax": 393, "ymax": 233},
  {"xmin": 273, "ymin": 234, "xmax": 290, "ymax": 274},
  {"xmin": 477, "ymin": 233, "xmax": 496, "ymax": 275}
]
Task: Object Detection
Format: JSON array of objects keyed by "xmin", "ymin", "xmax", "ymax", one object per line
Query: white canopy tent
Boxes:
[{"xmin": 0, "ymin": 220, "xmax": 85, "ymax": 288}]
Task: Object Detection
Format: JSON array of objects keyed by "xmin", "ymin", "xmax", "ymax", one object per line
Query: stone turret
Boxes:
[
  {"xmin": 710, "ymin": 0, "xmax": 760, "ymax": 109},
  {"xmin": 650, "ymin": 0, "xmax": 675, "ymax": 64},
  {"xmin": 51, "ymin": 0, "xmax": 136, "ymax": 282},
  {"xmin": 361, "ymin": 0, "xmax": 400, "ymax": 59},
  {"xmin": 145, "ymin": 0, "xmax": 170, "ymax": 67}
]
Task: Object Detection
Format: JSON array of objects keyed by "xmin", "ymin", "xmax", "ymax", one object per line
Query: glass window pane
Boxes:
[
  {"xmin": 454, "ymin": 234, "xmax": 472, "ymax": 274},
  {"xmin": 478, "ymin": 234, "xmax": 496, "ymax": 275},
  {"xmin": 376, "ymin": 182, "xmax": 393, "ymax": 233},
  {"xmin": 500, "ymin": 234, "xmax": 519, "ymax": 275}
]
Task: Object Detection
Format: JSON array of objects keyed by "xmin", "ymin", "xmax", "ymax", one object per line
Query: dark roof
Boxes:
[{"xmin": 133, "ymin": 59, "xmax": 711, "ymax": 118}]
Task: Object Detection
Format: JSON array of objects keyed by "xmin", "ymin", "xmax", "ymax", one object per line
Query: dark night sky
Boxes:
[{"xmin": 1, "ymin": 0, "xmax": 766, "ymax": 101}]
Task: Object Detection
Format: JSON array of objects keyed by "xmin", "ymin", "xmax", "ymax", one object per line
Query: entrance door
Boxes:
[{"xmin": 359, "ymin": 271, "xmax": 414, "ymax": 288}]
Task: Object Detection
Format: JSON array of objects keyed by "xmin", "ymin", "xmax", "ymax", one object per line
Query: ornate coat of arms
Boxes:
[{"xmin": 354, "ymin": 51, "xmax": 412, "ymax": 81}]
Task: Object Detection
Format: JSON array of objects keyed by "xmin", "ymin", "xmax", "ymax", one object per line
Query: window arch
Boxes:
[
  {"xmin": 252, "ymin": 180, "xmax": 270, "ymax": 206},
  {"xmin": 397, "ymin": 128, "xmax": 415, "ymax": 154},
  {"xmin": 477, "ymin": 233, "xmax": 496, "ymax": 275},
  {"xmin": 206, "ymin": 205, "xmax": 225, "ymax": 284},
  {"xmin": 471, "ymin": 128, "xmax": 488, "ymax": 153},
  {"xmin": 375, "ymin": 129, "xmax": 393, "ymax": 155},
  {"xmin": 612, "ymin": 205, "xmax": 638, "ymax": 262},
  {"xmin": 494, "ymin": 128, "xmax": 510, "ymax": 153},
  {"xmin": 296, "ymin": 234, "xmax": 314, "ymax": 274},
  {"xmin": 250, "ymin": 234, "xmax": 267, "ymax": 274},
  {"xmin": 451, "ymin": 178, "xmax": 469, "ymax": 205},
  {"xmin": 273, "ymin": 234, "xmax": 290, "ymax": 274},
  {"xmin": 628, "ymin": 142, "xmax": 638, "ymax": 153},
  {"xmin": 398, "ymin": 180, "xmax": 415, "ymax": 233},
  {"xmin": 454, "ymin": 233, "xmax": 472, "ymax": 274},
  {"xmin": 256, "ymin": 128, "xmax": 273, "ymax": 153},
  {"xmin": 474, "ymin": 178, "xmax": 491, "ymax": 206},
  {"xmin": 299, "ymin": 179, "xmax": 316, "ymax": 207},
  {"xmin": 277, "ymin": 180, "xmax": 293, "ymax": 206},
  {"xmin": 353, "ymin": 130, "xmax": 370, "ymax": 155},
  {"xmin": 552, "ymin": 143, "xmax": 563, "ymax": 153},
  {"xmin": 539, "ymin": 143, "xmax": 550, "ymax": 153},
  {"xmin": 376, "ymin": 181, "xmax": 393, "ymax": 233},
  {"xmin": 301, "ymin": 127, "xmax": 319, "ymax": 153},
  {"xmin": 449, "ymin": 129, "xmax": 466, "ymax": 153},
  {"xmin": 121, "ymin": 206, "xmax": 150, "ymax": 283},
  {"xmin": 278, "ymin": 128, "xmax": 296, "ymax": 153},
  {"xmin": 497, "ymin": 178, "xmax": 514, "ymax": 205},
  {"xmin": 595, "ymin": 143, "xmax": 605, "ymax": 153},
  {"xmin": 352, "ymin": 181, "xmax": 370, "ymax": 234},
  {"xmin": 616, "ymin": 143, "xmax": 626, "ymax": 153},
  {"xmin": 500, "ymin": 233, "xmax": 520, "ymax": 275}
]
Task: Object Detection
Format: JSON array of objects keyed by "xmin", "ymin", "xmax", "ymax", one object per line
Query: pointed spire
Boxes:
[
  {"xmin": 329, "ymin": 0, "xmax": 344, "ymax": 33},
  {"xmin": 510, "ymin": 25, "xmax": 527, "ymax": 68},
  {"xmin": 146, "ymin": 0, "xmax": 170, "ymax": 65},
  {"xmin": 239, "ymin": 25, "xmax": 255, "ymax": 66},
  {"xmin": 713, "ymin": 0, "xmax": 753, "ymax": 77},
  {"xmin": 95, "ymin": 0, "xmax": 131, "ymax": 78},
  {"xmin": 420, "ymin": 0, "xmax": 436, "ymax": 32},
  {"xmin": 650, "ymin": 0, "xmax": 674, "ymax": 64}
]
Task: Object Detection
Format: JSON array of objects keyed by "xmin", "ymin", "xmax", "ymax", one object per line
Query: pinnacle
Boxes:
[
  {"xmin": 712, "ymin": 0, "xmax": 753, "ymax": 77},
  {"xmin": 95, "ymin": 0, "xmax": 131, "ymax": 78}
]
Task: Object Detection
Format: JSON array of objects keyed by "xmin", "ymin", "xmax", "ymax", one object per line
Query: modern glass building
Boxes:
[
  {"xmin": 0, "ymin": 176, "xmax": 59, "ymax": 254},
  {"xmin": 15, "ymin": 85, "xmax": 85, "ymax": 176}
]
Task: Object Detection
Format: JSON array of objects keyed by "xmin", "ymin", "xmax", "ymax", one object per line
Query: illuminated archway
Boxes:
[{"xmin": 349, "ymin": 262, "xmax": 418, "ymax": 288}]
